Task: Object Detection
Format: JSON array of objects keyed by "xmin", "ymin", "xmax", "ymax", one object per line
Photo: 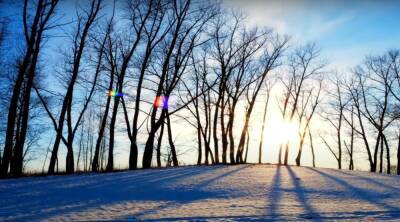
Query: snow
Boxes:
[{"xmin": 1, "ymin": 164, "xmax": 400, "ymax": 221}]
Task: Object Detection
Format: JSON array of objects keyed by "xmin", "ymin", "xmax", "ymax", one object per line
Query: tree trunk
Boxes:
[
  {"xmin": 236, "ymin": 113, "xmax": 250, "ymax": 163},
  {"xmin": 372, "ymin": 133, "xmax": 381, "ymax": 172},
  {"xmin": 228, "ymin": 110, "xmax": 236, "ymax": 164},
  {"xmin": 196, "ymin": 120, "xmax": 202, "ymax": 165},
  {"xmin": 66, "ymin": 144, "xmax": 74, "ymax": 173},
  {"xmin": 143, "ymin": 107, "xmax": 166, "ymax": 168},
  {"xmin": 212, "ymin": 97, "xmax": 220, "ymax": 164},
  {"xmin": 130, "ymin": 142, "xmax": 139, "ymax": 170},
  {"xmin": 382, "ymin": 134, "xmax": 390, "ymax": 174},
  {"xmin": 221, "ymin": 100, "xmax": 229, "ymax": 164},
  {"xmin": 195, "ymin": 94, "xmax": 202, "ymax": 165},
  {"xmin": 379, "ymin": 134, "xmax": 384, "ymax": 173},
  {"xmin": 258, "ymin": 100, "xmax": 269, "ymax": 164},
  {"xmin": 397, "ymin": 133, "xmax": 400, "ymax": 175},
  {"xmin": 354, "ymin": 105, "xmax": 373, "ymax": 171},
  {"xmin": 309, "ymin": 128, "xmax": 316, "ymax": 167},
  {"xmin": 130, "ymin": 51, "xmax": 150, "ymax": 170},
  {"xmin": 278, "ymin": 145, "xmax": 282, "ymax": 165},
  {"xmin": 284, "ymin": 143, "xmax": 289, "ymax": 165},
  {"xmin": 156, "ymin": 121, "xmax": 165, "ymax": 168},
  {"xmin": 166, "ymin": 111, "xmax": 178, "ymax": 167},
  {"xmin": 92, "ymin": 91, "xmax": 112, "ymax": 172},
  {"xmin": 295, "ymin": 135, "xmax": 306, "ymax": 167},
  {"xmin": 106, "ymin": 94, "xmax": 120, "ymax": 172},
  {"xmin": 143, "ymin": 130, "xmax": 156, "ymax": 168},
  {"xmin": 244, "ymin": 130, "xmax": 250, "ymax": 163}
]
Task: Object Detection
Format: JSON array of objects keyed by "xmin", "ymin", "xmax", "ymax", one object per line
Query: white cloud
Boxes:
[{"xmin": 222, "ymin": 1, "xmax": 356, "ymax": 42}]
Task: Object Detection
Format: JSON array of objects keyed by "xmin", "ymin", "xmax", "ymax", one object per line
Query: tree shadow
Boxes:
[
  {"xmin": 0, "ymin": 165, "xmax": 250, "ymax": 221},
  {"xmin": 265, "ymin": 166, "xmax": 400, "ymax": 220},
  {"xmin": 266, "ymin": 166, "xmax": 321, "ymax": 220},
  {"xmin": 286, "ymin": 166, "xmax": 321, "ymax": 220},
  {"xmin": 309, "ymin": 167, "xmax": 400, "ymax": 213},
  {"xmin": 333, "ymin": 169, "xmax": 400, "ymax": 193},
  {"xmin": 266, "ymin": 165, "xmax": 281, "ymax": 218}
]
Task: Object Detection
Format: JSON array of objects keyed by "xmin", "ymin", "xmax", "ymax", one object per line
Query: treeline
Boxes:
[
  {"xmin": 0, "ymin": 0, "xmax": 399, "ymax": 178},
  {"xmin": 322, "ymin": 50, "xmax": 400, "ymax": 174}
]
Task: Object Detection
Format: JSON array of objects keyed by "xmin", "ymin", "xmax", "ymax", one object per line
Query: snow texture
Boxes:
[{"xmin": 1, "ymin": 164, "xmax": 400, "ymax": 221}]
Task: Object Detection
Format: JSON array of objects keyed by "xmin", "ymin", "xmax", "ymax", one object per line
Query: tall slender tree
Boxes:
[{"xmin": 2, "ymin": 0, "xmax": 59, "ymax": 177}]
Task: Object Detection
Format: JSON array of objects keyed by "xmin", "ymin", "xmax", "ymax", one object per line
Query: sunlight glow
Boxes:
[{"xmin": 267, "ymin": 118, "xmax": 300, "ymax": 146}]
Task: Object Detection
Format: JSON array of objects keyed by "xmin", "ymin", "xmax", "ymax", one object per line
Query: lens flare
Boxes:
[
  {"xmin": 154, "ymin": 96, "xmax": 169, "ymax": 109},
  {"xmin": 163, "ymin": 96, "xmax": 169, "ymax": 109},
  {"xmin": 108, "ymin": 90, "xmax": 124, "ymax": 97}
]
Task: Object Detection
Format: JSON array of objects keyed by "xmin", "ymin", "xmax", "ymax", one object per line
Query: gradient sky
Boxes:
[
  {"xmin": 2, "ymin": 0, "xmax": 400, "ymax": 172},
  {"xmin": 224, "ymin": 0, "xmax": 400, "ymax": 71}
]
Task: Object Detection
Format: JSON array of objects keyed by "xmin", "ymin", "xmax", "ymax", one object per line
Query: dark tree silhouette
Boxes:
[{"xmin": 2, "ymin": 0, "xmax": 59, "ymax": 177}]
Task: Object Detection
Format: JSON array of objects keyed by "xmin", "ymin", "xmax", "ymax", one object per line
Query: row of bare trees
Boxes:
[
  {"xmin": 1, "ymin": 0, "xmax": 400, "ymax": 177},
  {"xmin": 323, "ymin": 50, "xmax": 400, "ymax": 174}
]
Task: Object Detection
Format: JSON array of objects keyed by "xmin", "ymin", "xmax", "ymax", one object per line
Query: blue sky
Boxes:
[{"xmin": 224, "ymin": 0, "xmax": 400, "ymax": 71}]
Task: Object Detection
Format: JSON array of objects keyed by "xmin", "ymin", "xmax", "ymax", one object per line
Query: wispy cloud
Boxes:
[
  {"xmin": 305, "ymin": 11, "xmax": 356, "ymax": 40},
  {"xmin": 222, "ymin": 1, "xmax": 355, "ymax": 42}
]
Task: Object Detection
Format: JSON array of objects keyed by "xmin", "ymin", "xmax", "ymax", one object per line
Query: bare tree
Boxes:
[
  {"xmin": 208, "ymin": 12, "xmax": 247, "ymax": 164},
  {"xmin": 91, "ymin": 13, "xmax": 115, "ymax": 172},
  {"xmin": 321, "ymin": 76, "xmax": 347, "ymax": 170},
  {"xmin": 105, "ymin": 0, "xmax": 157, "ymax": 172},
  {"xmin": 277, "ymin": 43, "xmax": 323, "ymax": 166},
  {"xmin": 235, "ymin": 35, "xmax": 288, "ymax": 164},
  {"xmin": 181, "ymin": 49, "xmax": 215, "ymax": 165},
  {"xmin": 120, "ymin": 0, "xmax": 171, "ymax": 170},
  {"xmin": 345, "ymin": 77, "xmax": 374, "ymax": 171},
  {"xmin": 385, "ymin": 50, "xmax": 400, "ymax": 174},
  {"xmin": 2, "ymin": 0, "xmax": 59, "ymax": 177},
  {"xmin": 224, "ymin": 26, "xmax": 269, "ymax": 164},
  {"xmin": 295, "ymin": 79, "xmax": 322, "ymax": 166},
  {"xmin": 344, "ymin": 105, "xmax": 355, "ymax": 170},
  {"xmin": 38, "ymin": 0, "xmax": 102, "ymax": 174},
  {"xmin": 354, "ymin": 51, "xmax": 398, "ymax": 173},
  {"xmin": 142, "ymin": 0, "xmax": 216, "ymax": 168}
]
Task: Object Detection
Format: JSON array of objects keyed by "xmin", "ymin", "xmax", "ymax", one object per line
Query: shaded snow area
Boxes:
[{"xmin": 1, "ymin": 164, "xmax": 400, "ymax": 221}]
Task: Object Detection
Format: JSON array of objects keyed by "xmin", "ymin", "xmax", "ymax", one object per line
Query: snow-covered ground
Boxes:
[{"xmin": 1, "ymin": 164, "xmax": 400, "ymax": 221}]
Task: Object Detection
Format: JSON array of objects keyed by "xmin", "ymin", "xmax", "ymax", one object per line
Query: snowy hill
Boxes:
[{"xmin": 1, "ymin": 164, "xmax": 400, "ymax": 221}]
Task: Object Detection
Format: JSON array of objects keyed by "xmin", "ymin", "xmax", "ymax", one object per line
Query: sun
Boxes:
[{"xmin": 267, "ymin": 118, "xmax": 300, "ymax": 146}]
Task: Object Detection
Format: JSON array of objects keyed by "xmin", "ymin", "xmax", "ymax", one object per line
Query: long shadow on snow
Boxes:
[
  {"xmin": 333, "ymin": 169, "xmax": 400, "ymax": 193},
  {"xmin": 129, "ymin": 164, "xmax": 252, "ymax": 220},
  {"xmin": 265, "ymin": 166, "xmax": 400, "ymax": 220},
  {"xmin": 142, "ymin": 209, "xmax": 400, "ymax": 221},
  {"xmin": 266, "ymin": 166, "xmax": 321, "ymax": 220},
  {"xmin": 309, "ymin": 167, "xmax": 400, "ymax": 214},
  {"xmin": 265, "ymin": 165, "xmax": 281, "ymax": 219},
  {"xmin": 286, "ymin": 166, "xmax": 321, "ymax": 220},
  {"xmin": 0, "ymin": 165, "xmax": 250, "ymax": 221},
  {"xmin": 0, "ymin": 166, "xmax": 206, "ymax": 212},
  {"xmin": 0, "ymin": 166, "xmax": 208, "ymax": 220}
]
